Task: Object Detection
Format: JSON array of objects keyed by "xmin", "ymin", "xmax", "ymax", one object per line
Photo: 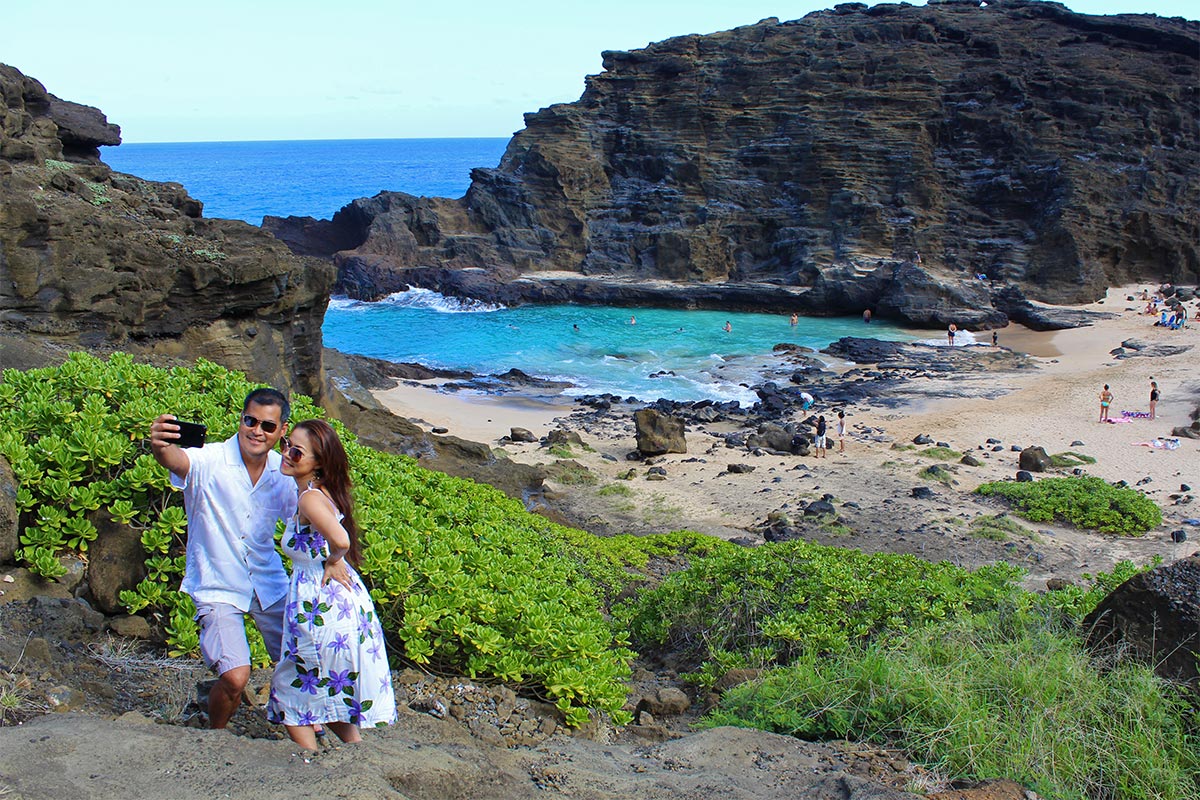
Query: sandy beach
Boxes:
[{"xmin": 371, "ymin": 286, "xmax": 1200, "ymax": 586}]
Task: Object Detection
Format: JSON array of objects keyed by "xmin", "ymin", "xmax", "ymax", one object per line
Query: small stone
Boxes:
[
  {"xmin": 1071, "ymin": 440, "xmax": 1085, "ymax": 447},
  {"xmin": 913, "ymin": 434, "xmax": 933, "ymax": 445},
  {"xmin": 431, "ymin": 427, "xmax": 449, "ymax": 435},
  {"xmin": 960, "ymin": 453, "xmax": 983, "ymax": 467},
  {"xmin": 727, "ymin": 463, "xmax": 755, "ymax": 474},
  {"xmin": 1182, "ymin": 484, "xmax": 1192, "ymax": 492},
  {"xmin": 1016, "ymin": 470, "xmax": 1034, "ymax": 482},
  {"xmin": 911, "ymin": 487, "xmax": 936, "ymax": 500}
]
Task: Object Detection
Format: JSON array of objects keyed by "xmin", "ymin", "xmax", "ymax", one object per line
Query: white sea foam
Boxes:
[
  {"xmin": 915, "ymin": 329, "xmax": 983, "ymax": 347},
  {"xmin": 380, "ymin": 287, "xmax": 504, "ymax": 313}
]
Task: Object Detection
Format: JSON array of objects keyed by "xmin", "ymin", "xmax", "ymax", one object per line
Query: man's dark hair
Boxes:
[{"xmin": 243, "ymin": 387, "xmax": 291, "ymax": 422}]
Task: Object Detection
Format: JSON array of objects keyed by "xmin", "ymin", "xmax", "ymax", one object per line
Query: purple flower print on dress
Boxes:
[
  {"xmin": 357, "ymin": 610, "xmax": 374, "ymax": 640},
  {"xmin": 329, "ymin": 633, "xmax": 351, "ymax": 656},
  {"xmin": 336, "ymin": 598, "xmax": 354, "ymax": 621},
  {"xmin": 379, "ymin": 675, "xmax": 392, "ymax": 693},
  {"xmin": 326, "ymin": 668, "xmax": 355, "ymax": 696},
  {"xmin": 297, "ymin": 710, "xmax": 317, "ymax": 726},
  {"xmin": 368, "ymin": 639, "xmax": 384, "ymax": 661},
  {"xmin": 343, "ymin": 697, "xmax": 373, "ymax": 724},
  {"xmin": 292, "ymin": 665, "xmax": 322, "ymax": 695}
]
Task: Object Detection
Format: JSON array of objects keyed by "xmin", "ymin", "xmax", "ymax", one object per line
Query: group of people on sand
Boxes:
[
  {"xmin": 1099, "ymin": 377, "xmax": 1162, "ymax": 423},
  {"xmin": 803, "ymin": 408, "xmax": 846, "ymax": 457},
  {"xmin": 1142, "ymin": 286, "xmax": 1192, "ymax": 330},
  {"xmin": 150, "ymin": 390, "xmax": 396, "ymax": 751}
]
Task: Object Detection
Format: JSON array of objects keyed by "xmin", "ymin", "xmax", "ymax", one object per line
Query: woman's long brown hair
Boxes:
[{"xmin": 294, "ymin": 419, "xmax": 360, "ymax": 568}]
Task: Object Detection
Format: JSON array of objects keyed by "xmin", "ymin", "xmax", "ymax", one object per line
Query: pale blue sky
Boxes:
[{"xmin": 2, "ymin": 0, "xmax": 1193, "ymax": 142}]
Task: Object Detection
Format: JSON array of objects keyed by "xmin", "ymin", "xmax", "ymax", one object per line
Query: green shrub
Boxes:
[
  {"xmin": 976, "ymin": 476, "xmax": 1161, "ymax": 535},
  {"xmin": 1049, "ymin": 451, "xmax": 1097, "ymax": 468},
  {"xmin": 918, "ymin": 446, "xmax": 961, "ymax": 460},
  {"xmin": 619, "ymin": 541, "xmax": 1024, "ymax": 680},
  {"xmin": 969, "ymin": 513, "xmax": 1032, "ymax": 542},
  {"xmin": 704, "ymin": 611, "xmax": 1199, "ymax": 800},
  {"xmin": 0, "ymin": 353, "xmax": 634, "ymax": 725}
]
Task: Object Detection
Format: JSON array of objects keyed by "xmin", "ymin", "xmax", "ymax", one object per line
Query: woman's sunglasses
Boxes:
[
  {"xmin": 241, "ymin": 414, "xmax": 279, "ymax": 434},
  {"xmin": 281, "ymin": 437, "xmax": 306, "ymax": 462}
]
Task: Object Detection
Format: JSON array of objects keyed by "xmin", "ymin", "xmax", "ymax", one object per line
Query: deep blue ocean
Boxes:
[
  {"xmin": 102, "ymin": 138, "xmax": 509, "ymax": 224},
  {"xmin": 103, "ymin": 138, "xmax": 926, "ymax": 402}
]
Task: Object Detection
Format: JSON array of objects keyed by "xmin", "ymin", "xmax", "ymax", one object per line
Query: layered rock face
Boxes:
[
  {"xmin": 0, "ymin": 64, "xmax": 334, "ymax": 399},
  {"xmin": 270, "ymin": 0, "xmax": 1198, "ymax": 327}
]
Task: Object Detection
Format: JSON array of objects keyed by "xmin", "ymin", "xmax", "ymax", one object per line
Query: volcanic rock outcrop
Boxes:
[
  {"xmin": 0, "ymin": 64, "xmax": 334, "ymax": 399},
  {"xmin": 268, "ymin": 0, "xmax": 1199, "ymax": 328}
]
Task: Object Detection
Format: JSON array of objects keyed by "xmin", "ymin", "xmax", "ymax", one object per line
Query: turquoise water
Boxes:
[{"xmin": 324, "ymin": 290, "xmax": 915, "ymax": 404}]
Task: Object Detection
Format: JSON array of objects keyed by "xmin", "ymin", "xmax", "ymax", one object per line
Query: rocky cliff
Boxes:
[
  {"xmin": 0, "ymin": 64, "xmax": 334, "ymax": 399},
  {"xmin": 268, "ymin": 0, "xmax": 1199, "ymax": 328}
]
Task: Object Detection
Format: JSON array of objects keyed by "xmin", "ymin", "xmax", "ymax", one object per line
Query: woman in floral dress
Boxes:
[{"xmin": 267, "ymin": 419, "xmax": 396, "ymax": 748}]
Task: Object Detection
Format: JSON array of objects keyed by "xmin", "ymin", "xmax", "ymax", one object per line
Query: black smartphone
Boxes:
[{"xmin": 174, "ymin": 420, "xmax": 207, "ymax": 448}]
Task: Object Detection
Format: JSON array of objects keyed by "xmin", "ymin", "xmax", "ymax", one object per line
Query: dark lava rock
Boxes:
[
  {"xmin": 804, "ymin": 500, "xmax": 837, "ymax": 517},
  {"xmin": 913, "ymin": 434, "xmax": 934, "ymax": 445},
  {"xmin": 1018, "ymin": 446, "xmax": 1052, "ymax": 473},
  {"xmin": 1071, "ymin": 440, "xmax": 1086, "ymax": 447},
  {"xmin": 1016, "ymin": 470, "xmax": 1034, "ymax": 482},
  {"xmin": 960, "ymin": 453, "xmax": 984, "ymax": 467},
  {"xmin": 763, "ymin": 526, "xmax": 803, "ymax": 543},
  {"xmin": 1084, "ymin": 556, "xmax": 1200, "ymax": 690},
  {"xmin": 911, "ymin": 487, "xmax": 936, "ymax": 500},
  {"xmin": 727, "ymin": 464, "xmax": 755, "ymax": 474},
  {"xmin": 986, "ymin": 438, "xmax": 1002, "ymax": 444}
]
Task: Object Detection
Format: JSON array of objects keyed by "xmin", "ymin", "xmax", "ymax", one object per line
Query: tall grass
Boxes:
[{"xmin": 703, "ymin": 611, "xmax": 1199, "ymax": 800}]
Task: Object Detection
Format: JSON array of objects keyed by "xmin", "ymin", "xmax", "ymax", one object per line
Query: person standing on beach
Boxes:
[
  {"xmin": 815, "ymin": 415, "xmax": 828, "ymax": 458},
  {"xmin": 1099, "ymin": 384, "xmax": 1114, "ymax": 422},
  {"xmin": 947, "ymin": 324, "xmax": 957, "ymax": 346},
  {"xmin": 992, "ymin": 330, "xmax": 998, "ymax": 347},
  {"xmin": 149, "ymin": 388, "xmax": 297, "ymax": 729},
  {"xmin": 1150, "ymin": 380, "xmax": 1159, "ymax": 420},
  {"xmin": 836, "ymin": 410, "xmax": 846, "ymax": 454},
  {"xmin": 863, "ymin": 309, "xmax": 872, "ymax": 324}
]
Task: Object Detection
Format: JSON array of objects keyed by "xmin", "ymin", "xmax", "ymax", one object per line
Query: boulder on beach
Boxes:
[
  {"xmin": 1018, "ymin": 446, "xmax": 1052, "ymax": 473},
  {"xmin": 634, "ymin": 409, "xmax": 686, "ymax": 455}
]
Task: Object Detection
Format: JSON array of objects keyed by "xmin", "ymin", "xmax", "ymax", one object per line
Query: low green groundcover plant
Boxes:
[
  {"xmin": 619, "ymin": 540, "xmax": 1026, "ymax": 683},
  {"xmin": 703, "ymin": 610, "xmax": 1199, "ymax": 800},
  {"xmin": 975, "ymin": 476, "xmax": 1161, "ymax": 535},
  {"xmin": 0, "ymin": 353, "xmax": 634, "ymax": 725}
]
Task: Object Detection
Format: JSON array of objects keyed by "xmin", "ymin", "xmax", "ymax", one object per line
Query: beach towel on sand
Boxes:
[
  {"xmin": 1131, "ymin": 438, "xmax": 1181, "ymax": 450},
  {"xmin": 1105, "ymin": 417, "xmax": 1133, "ymax": 424}
]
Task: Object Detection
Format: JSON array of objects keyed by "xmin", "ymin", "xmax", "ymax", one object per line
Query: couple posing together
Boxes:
[{"xmin": 149, "ymin": 388, "xmax": 396, "ymax": 749}]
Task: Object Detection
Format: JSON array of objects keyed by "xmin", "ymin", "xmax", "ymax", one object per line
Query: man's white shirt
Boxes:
[{"xmin": 171, "ymin": 435, "xmax": 297, "ymax": 611}]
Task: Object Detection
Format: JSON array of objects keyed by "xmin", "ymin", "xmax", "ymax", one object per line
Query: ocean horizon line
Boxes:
[{"xmin": 104, "ymin": 135, "xmax": 512, "ymax": 148}]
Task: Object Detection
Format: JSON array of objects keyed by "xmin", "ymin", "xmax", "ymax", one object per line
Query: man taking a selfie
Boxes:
[{"xmin": 149, "ymin": 388, "xmax": 297, "ymax": 728}]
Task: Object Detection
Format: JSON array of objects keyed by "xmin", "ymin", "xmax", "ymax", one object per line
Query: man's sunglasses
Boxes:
[
  {"xmin": 241, "ymin": 414, "xmax": 280, "ymax": 434},
  {"xmin": 281, "ymin": 437, "xmax": 306, "ymax": 462}
]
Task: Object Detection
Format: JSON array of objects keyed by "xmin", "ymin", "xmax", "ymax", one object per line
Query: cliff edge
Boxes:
[{"xmin": 0, "ymin": 64, "xmax": 334, "ymax": 399}]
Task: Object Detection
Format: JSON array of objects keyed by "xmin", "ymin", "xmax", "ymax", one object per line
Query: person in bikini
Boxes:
[{"xmin": 1099, "ymin": 384, "xmax": 1114, "ymax": 422}]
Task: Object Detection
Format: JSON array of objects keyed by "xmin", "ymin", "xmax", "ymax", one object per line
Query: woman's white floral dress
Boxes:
[{"xmin": 267, "ymin": 492, "xmax": 396, "ymax": 729}]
